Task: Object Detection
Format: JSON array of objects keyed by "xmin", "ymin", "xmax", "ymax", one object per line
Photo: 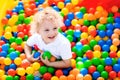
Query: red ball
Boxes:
[
  {"xmin": 109, "ymin": 51, "xmax": 116, "ymax": 58},
  {"xmin": 0, "ymin": 46, "xmax": 2, "ymax": 52},
  {"xmin": 88, "ymin": 65, "xmax": 96, "ymax": 74},
  {"xmin": 109, "ymin": 71, "xmax": 117, "ymax": 79},
  {"xmin": 81, "ymin": 26, "xmax": 88, "ymax": 32},
  {"xmin": 80, "ymin": 39, "xmax": 88, "ymax": 45},
  {"xmin": 55, "ymin": 69, "xmax": 63, "ymax": 78},
  {"xmin": 16, "ymin": 45, "xmax": 23, "ymax": 52},
  {"xmin": 89, "ymin": 29, "xmax": 97, "ymax": 37},
  {"xmin": 118, "ymin": 71, "xmax": 120, "ymax": 78},
  {"xmin": 61, "ymin": 26, "xmax": 67, "ymax": 32},
  {"xmin": 29, "ymin": 3, "xmax": 36, "ymax": 10},
  {"xmin": 43, "ymin": 73, "xmax": 52, "ymax": 80},
  {"xmin": 20, "ymin": 76, "xmax": 26, "ymax": 80},
  {"xmin": 71, "ymin": 42, "xmax": 76, "ymax": 48},
  {"xmin": 1, "ymin": 17, "xmax": 8, "ymax": 24},
  {"xmin": 88, "ymin": 8, "xmax": 95, "ymax": 14},
  {"xmin": 17, "ymin": 32, "xmax": 25, "ymax": 38},
  {"xmin": 25, "ymin": 8, "xmax": 33, "ymax": 16},
  {"xmin": 0, "ymin": 40, "xmax": 5, "ymax": 46},
  {"xmin": 72, "ymin": 52, "xmax": 76, "ymax": 59},
  {"xmin": 7, "ymin": 69, "xmax": 16, "ymax": 76},
  {"xmin": 105, "ymin": 66, "xmax": 112, "ymax": 72},
  {"xmin": 6, "ymin": 9, "xmax": 12, "ymax": 15},
  {"xmin": 17, "ymin": 24, "xmax": 24, "ymax": 32},
  {"xmin": 85, "ymin": 50, "xmax": 93, "ymax": 59},
  {"xmin": 21, "ymin": 59, "xmax": 30, "ymax": 69}
]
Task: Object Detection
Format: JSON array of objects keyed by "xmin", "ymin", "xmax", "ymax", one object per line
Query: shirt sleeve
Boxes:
[
  {"xmin": 26, "ymin": 34, "xmax": 37, "ymax": 47},
  {"xmin": 60, "ymin": 42, "xmax": 72, "ymax": 60}
]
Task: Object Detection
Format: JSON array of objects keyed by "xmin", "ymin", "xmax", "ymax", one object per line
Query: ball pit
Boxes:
[{"xmin": 0, "ymin": 0, "xmax": 120, "ymax": 80}]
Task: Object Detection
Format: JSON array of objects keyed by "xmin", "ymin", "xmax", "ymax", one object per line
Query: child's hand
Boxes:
[
  {"xmin": 27, "ymin": 54, "xmax": 40, "ymax": 62},
  {"xmin": 40, "ymin": 54, "xmax": 50, "ymax": 66}
]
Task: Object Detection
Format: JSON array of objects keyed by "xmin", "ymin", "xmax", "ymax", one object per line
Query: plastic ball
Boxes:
[
  {"xmin": 26, "ymin": 74, "xmax": 34, "ymax": 80},
  {"xmin": 9, "ymin": 52, "xmax": 18, "ymax": 60},
  {"xmin": 112, "ymin": 38, "xmax": 120, "ymax": 46},
  {"xmin": 64, "ymin": 19, "xmax": 71, "ymax": 26},
  {"xmin": 101, "ymin": 71, "xmax": 108, "ymax": 79},
  {"xmin": 13, "ymin": 75, "xmax": 20, "ymax": 80},
  {"xmin": 15, "ymin": 37, "xmax": 23, "ymax": 45},
  {"xmin": 57, "ymin": 2, "xmax": 64, "ymax": 9},
  {"xmin": 92, "ymin": 58, "xmax": 100, "ymax": 66},
  {"xmin": 66, "ymin": 35, "xmax": 73, "ymax": 42},
  {"xmin": 14, "ymin": 57, "xmax": 22, "ymax": 66},
  {"xmin": 4, "ymin": 58, "xmax": 12, "ymax": 65},
  {"xmin": 21, "ymin": 59, "xmax": 30, "ymax": 68},
  {"xmin": 88, "ymin": 65, "xmax": 96, "ymax": 74},
  {"xmin": 51, "ymin": 76, "xmax": 59, "ymax": 80},
  {"xmin": 61, "ymin": 8, "xmax": 69, "ymax": 16},
  {"xmin": 33, "ymin": 52, "xmax": 41, "ymax": 58},
  {"xmin": 24, "ymin": 17, "xmax": 31, "ymax": 24},
  {"xmin": 71, "ymin": 19, "xmax": 78, "ymax": 26},
  {"xmin": 55, "ymin": 69, "xmax": 63, "ymax": 78},
  {"xmin": 39, "ymin": 66, "xmax": 47, "ymax": 75},
  {"xmin": 97, "ymin": 77, "xmax": 105, "ymax": 80},
  {"xmin": 5, "ymin": 26, "xmax": 12, "ymax": 32},
  {"xmin": 83, "ymin": 74, "xmax": 92, "ymax": 80},
  {"xmin": 80, "ymin": 68, "xmax": 88, "ymax": 76},
  {"xmin": 0, "ymin": 70, "xmax": 5, "ymax": 77},
  {"xmin": 93, "ymin": 50, "xmax": 101, "ymax": 58},
  {"xmin": 67, "ymin": 74, "xmax": 75, "ymax": 80},
  {"xmin": 75, "ymin": 12, "xmax": 83, "ymax": 19},
  {"xmin": 0, "ymin": 51, "xmax": 7, "ymax": 57},
  {"xmin": 32, "ymin": 62, "xmax": 40, "ymax": 70},
  {"xmin": 6, "ymin": 75, "xmax": 13, "ymax": 80},
  {"xmin": 48, "ymin": 67, "xmax": 55, "ymax": 75},
  {"xmin": 42, "ymin": 51, "xmax": 52, "ymax": 60},
  {"xmin": 110, "ymin": 45, "xmax": 117, "ymax": 52},
  {"xmin": 92, "ymin": 71, "xmax": 100, "ymax": 79},
  {"xmin": 43, "ymin": 72, "xmax": 52, "ymax": 80},
  {"xmin": 59, "ymin": 75, "xmax": 67, "ymax": 80},
  {"xmin": 34, "ymin": 76, "xmax": 41, "ymax": 80},
  {"xmin": 111, "ymin": 6, "xmax": 118, "ymax": 13},
  {"xmin": 26, "ymin": 67, "xmax": 34, "ymax": 74},
  {"xmin": 113, "ymin": 64, "xmax": 120, "ymax": 72},
  {"xmin": 71, "ymin": 0, "xmax": 78, "ymax": 5},
  {"xmin": 76, "ymin": 74, "xmax": 83, "ymax": 80},
  {"xmin": 17, "ymin": 68, "xmax": 26, "ymax": 76},
  {"xmin": 82, "ymin": 45, "xmax": 91, "ymax": 53},
  {"xmin": 4, "ymin": 32, "xmax": 12, "ymax": 39},
  {"xmin": 109, "ymin": 71, "xmax": 117, "ymax": 79},
  {"xmin": 81, "ymin": 32, "xmax": 88, "ymax": 39},
  {"xmin": 102, "ymin": 44, "xmax": 109, "ymax": 52},
  {"xmin": 85, "ymin": 50, "xmax": 93, "ymax": 59},
  {"xmin": 76, "ymin": 61, "xmax": 84, "ymax": 70},
  {"xmin": 7, "ymin": 69, "xmax": 16, "ymax": 76}
]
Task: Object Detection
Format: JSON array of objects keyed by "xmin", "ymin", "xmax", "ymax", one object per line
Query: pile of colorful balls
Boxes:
[{"xmin": 0, "ymin": 0, "xmax": 120, "ymax": 80}]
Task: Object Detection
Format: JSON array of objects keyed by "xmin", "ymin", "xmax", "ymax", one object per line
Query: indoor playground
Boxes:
[{"xmin": 0, "ymin": 0, "xmax": 120, "ymax": 80}]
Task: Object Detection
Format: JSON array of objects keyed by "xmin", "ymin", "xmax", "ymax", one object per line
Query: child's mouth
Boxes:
[{"xmin": 48, "ymin": 36, "xmax": 55, "ymax": 39}]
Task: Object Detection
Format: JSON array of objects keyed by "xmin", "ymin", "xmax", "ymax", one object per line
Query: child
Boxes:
[{"xmin": 24, "ymin": 7, "xmax": 72, "ymax": 68}]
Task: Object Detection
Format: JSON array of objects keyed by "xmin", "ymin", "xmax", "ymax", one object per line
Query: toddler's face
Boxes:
[{"xmin": 38, "ymin": 20, "xmax": 59, "ymax": 44}]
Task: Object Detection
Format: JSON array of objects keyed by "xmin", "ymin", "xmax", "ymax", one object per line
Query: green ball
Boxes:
[
  {"xmin": 90, "ymin": 20, "xmax": 98, "ymax": 26},
  {"xmin": 48, "ymin": 67, "xmax": 55, "ymax": 74},
  {"xmin": 76, "ymin": 61, "xmax": 84, "ymax": 70},
  {"xmin": 18, "ymin": 14, "xmax": 25, "ymax": 21},
  {"xmin": 13, "ymin": 76, "xmax": 19, "ymax": 80},
  {"xmin": 59, "ymin": 12, "xmax": 64, "ymax": 17},
  {"xmin": 9, "ymin": 37, "xmax": 15, "ymax": 43},
  {"xmin": 15, "ymin": 37, "xmax": 22, "ymax": 45},
  {"xmin": 92, "ymin": 58, "xmax": 100, "ymax": 66},
  {"xmin": 76, "ymin": 49, "xmax": 84, "ymax": 57},
  {"xmin": 82, "ymin": 45, "xmax": 91, "ymax": 53},
  {"xmin": 19, "ymin": 10, "xmax": 24, "ymax": 14},
  {"xmin": 108, "ymin": 13, "xmax": 114, "ymax": 17},
  {"xmin": 39, "ymin": 66, "xmax": 48, "ymax": 75},
  {"xmin": 80, "ymin": 7, "xmax": 86, "ymax": 14},
  {"xmin": 66, "ymin": 35, "xmax": 73, "ymax": 42},
  {"xmin": 84, "ymin": 60, "xmax": 92, "ymax": 68},
  {"xmin": 98, "ymin": 24, "xmax": 106, "ymax": 30},
  {"xmin": 97, "ymin": 65, "xmax": 104, "ymax": 73},
  {"xmin": 101, "ymin": 71, "xmax": 108, "ymax": 79},
  {"xmin": 76, "ymin": 57, "xmax": 82, "ymax": 63},
  {"xmin": 8, "ymin": 48, "xmax": 15, "ymax": 53},
  {"xmin": 24, "ymin": 17, "xmax": 31, "ymax": 24},
  {"xmin": 66, "ymin": 29, "xmax": 74, "ymax": 35},
  {"xmin": 23, "ymin": 35, "xmax": 28, "ymax": 41},
  {"xmin": 42, "ymin": 51, "xmax": 52, "ymax": 60},
  {"xmin": 107, "ymin": 17, "xmax": 114, "ymax": 23},
  {"xmin": 26, "ymin": 74, "xmax": 34, "ymax": 80},
  {"xmin": 112, "ymin": 58, "xmax": 117, "ymax": 65},
  {"xmin": 72, "ymin": 46, "xmax": 77, "ymax": 52},
  {"xmin": 101, "ymin": 51, "xmax": 109, "ymax": 58},
  {"xmin": 100, "ymin": 58, "xmax": 106, "ymax": 66},
  {"xmin": 89, "ymin": 40, "xmax": 97, "ymax": 48},
  {"xmin": 6, "ymin": 76, "xmax": 13, "ymax": 80},
  {"xmin": 83, "ymin": 20, "xmax": 90, "ymax": 26},
  {"xmin": 15, "ymin": 51, "xmax": 20, "ymax": 56}
]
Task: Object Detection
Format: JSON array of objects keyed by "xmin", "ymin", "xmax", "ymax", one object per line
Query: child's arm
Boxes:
[
  {"xmin": 40, "ymin": 55, "xmax": 71, "ymax": 68},
  {"xmin": 24, "ymin": 44, "xmax": 39, "ymax": 62}
]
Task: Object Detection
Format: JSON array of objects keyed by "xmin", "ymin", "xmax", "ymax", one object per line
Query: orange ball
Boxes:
[
  {"xmin": 94, "ymin": 45, "xmax": 101, "ymax": 51},
  {"xmin": 97, "ymin": 77, "xmax": 105, "ymax": 80},
  {"xmin": 67, "ymin": 74, "xmax": 75, "ymax": 80},
  {"xmin": 70, "ymin": 68, "xmax": 79, "ymax": 77},
  {"xmin": 87, "ymin": 13, "xmax": 96, "ymax": 21},
  {"xmin": 20, "ymin": 53, "xmax": 26, "ymax": 60},
  {"xmin": 112, "ymin": 38, "xmax": 120, "ymax": 46},
  {"xmin": 111, "ymin": 33, "xmax": 119, "ymax": 40},
  {"xmin": 10, "ymin": 42, "xmax": 17, "ymax": 49},
  {"xmin": 102, "ymin": 10, "xmax": 108, "ymax": 17},
  {"xmin": 76, "ymin": 74, "xmax": 83, "ymax": 80},
  {"xmin": 50, "ymin": 56, "xmax": 56, "ymax": 62},
  {"xmin": 111, "ymin": 6, "xmax": 118, "ymax": 13},
  {"xmin": 94, "ymin": 11, "xmax": 102, "ymax": 18},
  {"xmin": 99, "ymin": 17, "xmax": 107, "ymax": 24},
  {"xmin": 114, "ymin": 29, "xmax": 120, "ymax": 35},
  {"xmin": 65, "ymin": 3, "xmax": 74, "ymax": 11},
  {"xmin": 59, "ymin": 75, "xmax": 67, "ymax": 80},
  {"xmin": 83, "ymin": 74, "xmax": 92, "ymax": 80},
  {"xmin": 0, "ymin": 57, "xmax": 4, "ymax": 64}
]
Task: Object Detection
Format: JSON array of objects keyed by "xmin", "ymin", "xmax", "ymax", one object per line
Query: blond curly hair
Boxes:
[{"xmin": 30, "ymin": 7, "xmax": 64, "ymax": 34}]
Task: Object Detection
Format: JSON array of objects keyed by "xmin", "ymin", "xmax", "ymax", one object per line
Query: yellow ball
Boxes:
[
  {"xmin": 0, "ymin": 70, "xmax": 5, "ymax": 77},
  {"xmin": 17, "ymin": 68, "xmax": 26, "ymax": 76},
  {"xmin": 12, "ymin": 26, "xmax": 18, "ymax": 32},
  {"xmin": 83, "ymin": 13, "xmax": 88, "ymax": 20},
  {"xmin": 88, "ymin": 25, "xmax": 96, "ymax": 32},
  {"xmin": 21, "ymin": 42, "xmax": 26, "ymax": 48},
  {"xmin": 4, "ymin": 32, "xmax": 12, "ymax": 39},
  {"xmin": 71, "ymin": 59, "xmax": 76, "ymax": 68},
  {"xmin": 14, "ymin": 57, "xmax": 22, "ymax": 65},
  {"xmin": 71, "ymin": 0, "xmax": 79, "ymax": 5},
  {"xmin": 71, "ymin": 19, "xmax": 78, "ymax": 26},
  {"xmin": 93, "ymin": 51, "xmax": 101, "ymax": 58},
  {"xmin": 96, "ymin": 6, "xmax": 104, "ymax": 12},
  {"xmin": 78, "ymin": 19, "xmax": 84, "ymax": 25},
  {"xmin": 32, "ymin": 62, "xmax": 40, "ymax": 70},
  {"xmin": 81, "ymin": 32, "xmax": 88, "ymax": 39},
  {"xmin": 103, "ymin": 36, "xmax": 108, "ymax": 41},
  {"xmin": 1, "ymin": 75, "xmax": 6, "ymax": 80},
  {"xmin": 51, "ymin": 76, "xmax": 59, "ymax": 80},
  {"xmin": 26, "ymin": 67, "xmax": 34, "ymax": 74},
  {"xmin": 5, "ymin": 26, "xmax": 12, "ymax": 32},
  {"xmin": 117, "ymin": 51, "xmax": 120, "ymax": 58},
  {"xmin": 95, "ymin": 36, "xmax": 101, "ymax": 41},
  {"xmin": 57, "ymin": 2, "xmax": 64, "ymax": 9},
  {"xmin": 110, "ymin": 45, "xmax": 117, "ymax": 52},
  {"xmin": 4, "ymin": 58, "xmax": 12, "ymax": 65},
  {"xmin": 8, "ymin": 15, "xmax": 18, "ymax": 26},
  {"xmin": 61, "ymin": 8, "xmax": 69, "ymax": 16}
]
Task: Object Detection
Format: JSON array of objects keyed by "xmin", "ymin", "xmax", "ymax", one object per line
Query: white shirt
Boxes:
[{"xmin": 26, "ymin": 33, "xmax": 72, "ymax": 60}]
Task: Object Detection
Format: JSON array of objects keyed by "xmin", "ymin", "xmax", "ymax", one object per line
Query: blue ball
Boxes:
[
  {"xmin": 4, "ymin": 66, "xmax": 9, "ymax": 72},
  {"xmin": 106, "ymin": 30, "xmax": 113, "ymax": 37},
  {"xmin": 2, "ymin": 43, "xmax": 10, "ymax": 51},
  {"xmin": 62, "ymin": 69, "xmax": 69, "ymax": 75},
  {"xmin": 6, "ymin": 14, "xmax": 11, "ymax": 19},
  {"xmin": 82, "ymin": 57, "xmax": 88, "ymax": 62},
  {"xmin": 98, "ymin": 40, "xmax": 105, "ymax": 47},
  {"xmin": 106, "ymin": 39, "xmax": 112, "ymax": 46},
  {"xmin": 115, "ymin": 17, "xmax": 120, "ymax": 23},
  {"xmin": 75, "ymin": 12, "xmax": 83, "ymax": 19},
  {"xmin": 33, "ymin": 52, "xmax": 41, "ymax": 58},
  {"xmin": 0, "ymin": 51, "xmax": 7, "ymax": 57},
  {"xmin": 74, "ymin": 30, "xmax": 81, "ymax": 38},
  {"xmin": 12, "ymin": 8, "xmax": 17, "ymax": 13},
  {"xmin": 9, "ymin": 63, "xmax": 17, "ymax": 70},
  {"xmin": 114, "ymin": 23, "xmax": 120, "ymax": 29},
  {"xmin": 67, "ymin": 12, "xmax": 74, "ymax": 20},
  {"xmin": 34, "ymin": 76, "xmax": 41, "ymax": 80},
  {"xmin": 75, "ymin": 42, "xmax": 83, "ymax": 50},
  {"xmin": 39, "ymin": 0, "xmax": 45, "ymax": 4},
  {"xmin": 80, "ymin": 68, "xmax": 88, "ymax": 76},
  {"xmin": 92, "ymin": 71, "xmax": 100, "ymax": 79},
  {"xmin": 105, "ymin": 57, "xmax": 112, "ymax": 65},
  {"xmin": 18, "ymin": 1, "xmax": 23, "ymax": 5},
  {"xmin": 102, "ymin": 44, "xmax": 109, "ymax": 52},
  {"xmin": 64, "ymin": 0, "xmax": 71, "ymax": 4},
  {"xmin": 117, "ymin": 58, "xmax": 120, "ymax": 64},
  {"xmin": 98, "ymin": 30, "xmax": 106, "ymax": 38},
  {"xmin": 64, "ymin": 19, "xmax": 71, "ymax": 27},
  {"xmin": 113, "ymin": 64, "xmax": 120, "ymax": 72},
  {"xmin": 9, "ymin": 52, "xmax": 18, "ymax": 60},
  {"xmin": 52, "ymin": 6, "xmax": 60, "ymax": 12},
  {"xmin": 106, "ymin": 23, "xmax": 114, "ymax": 30}
]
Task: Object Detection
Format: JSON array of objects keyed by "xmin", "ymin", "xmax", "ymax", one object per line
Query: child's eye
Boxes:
[
  {"xmin": 53, "ymin": 27, "xmax": 57, "ymax": 30},
  {"xmin": 45, "ymin": 29, "xmax": 49, "ymax": 31}
]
